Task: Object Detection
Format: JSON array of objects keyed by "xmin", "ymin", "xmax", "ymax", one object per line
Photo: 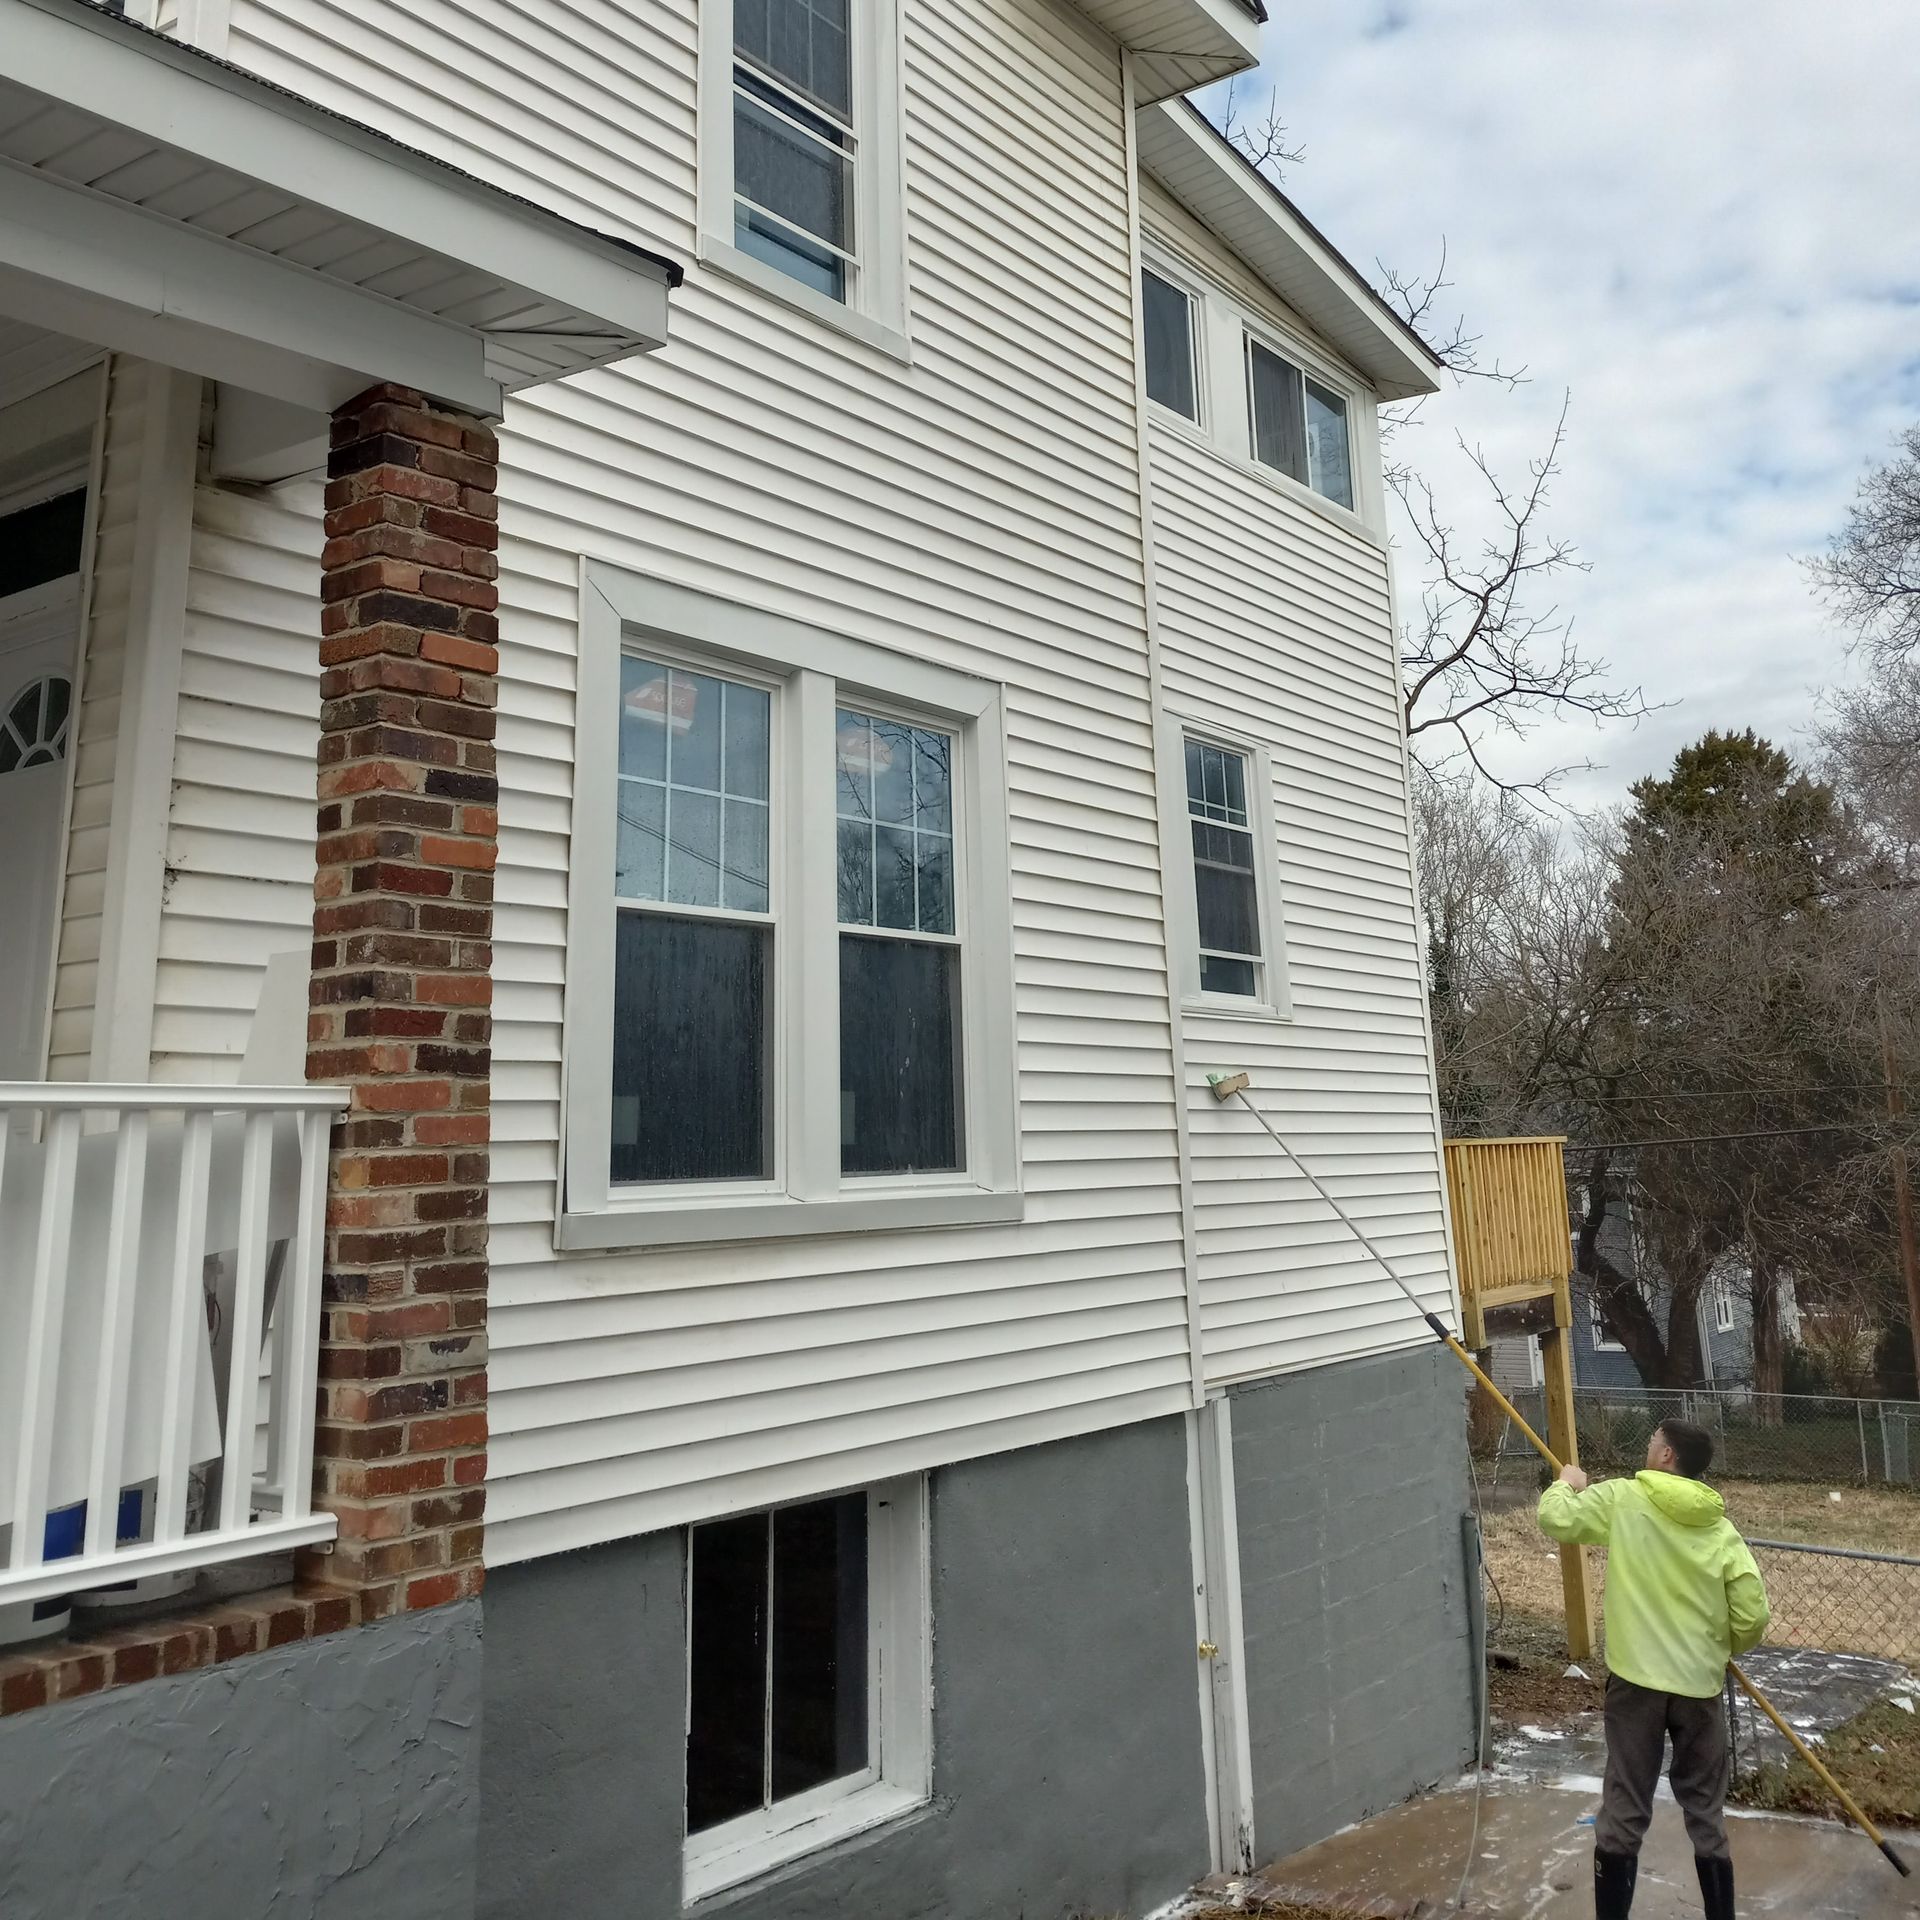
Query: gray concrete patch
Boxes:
[
  {"xmin": 477, "ymin": 1531, "xmax": 687, "ymax": 1920},
  {"xmin": 0, "ymin": 1600, "xmax": 481, "ymax": 1920},
  {"xmin": 1229, "ymin": 1345, "xmax": 1479, "ymax": 1861}
]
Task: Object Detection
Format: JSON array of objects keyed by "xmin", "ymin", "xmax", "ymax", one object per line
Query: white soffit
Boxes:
[
  {"xmin": 0, "ymin": 0, "xmax": 681, "ymax": 417},
  {"xmin": 1080, "ymin": 0, "xmax": 1264, "ymax": 105},
  {"xmin": 1138, "ymin": 101, "xmax": 1444, "ymax": 402}
]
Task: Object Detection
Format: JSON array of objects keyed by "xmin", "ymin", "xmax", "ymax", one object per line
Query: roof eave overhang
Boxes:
[
  {"xmin": 0, "ymin": 0, "xmax": 682, "ymax": 419},
  {"xmin": 1076, "ymin": 0, "xmax": 1263, "ymax": 106},
  {"xmin": 1138, "ymin": 101, "xmax": 1444, "ymax": 402}
]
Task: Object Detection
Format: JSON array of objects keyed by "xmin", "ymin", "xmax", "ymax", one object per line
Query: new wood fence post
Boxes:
[{"xmin": 1541, "ymin": 1300, "xmax": 1597, "ymax": 1663}]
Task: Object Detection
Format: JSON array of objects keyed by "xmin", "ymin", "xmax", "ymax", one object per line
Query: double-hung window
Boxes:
[
  {"xmin": 1163, "ymin": 723, "xmax": 1288, "ymax": 1017},
  {"xmin": 701, "ymin": 0, "xmax": 907, "ymax": 346},
  {"xmin": 1247, "ymin": 335, "xmax": 1354, "ymax": 509},
  {"xmin": 563, "ymin": 567, "xmax": 1019, "ymax": 1249},
  {"xmin": 684, "ymin": 1477, "xmax": 930, "ymax": 1898}
]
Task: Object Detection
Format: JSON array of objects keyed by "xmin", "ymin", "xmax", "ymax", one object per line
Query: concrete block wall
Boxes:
[{"xmin": 1230, "ymin": 1344, "xmax": 1477, "ymax": 1859}]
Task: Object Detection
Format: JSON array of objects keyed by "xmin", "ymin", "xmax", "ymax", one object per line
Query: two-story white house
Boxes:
[{"xmin": 0, "ymin": 1, "xmax": 1473, "ymax": 1915}]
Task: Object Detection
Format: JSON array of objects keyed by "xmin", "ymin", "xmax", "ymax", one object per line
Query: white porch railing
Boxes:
[{"xmin": 0, "ymin": 1084, "xmax": 347, "ymax": 1610}]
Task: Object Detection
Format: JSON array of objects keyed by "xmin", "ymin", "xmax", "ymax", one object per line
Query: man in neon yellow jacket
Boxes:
[{"xmin": 1539, "ymin": 1417, "xmax": 1769, "ymax": 1920}]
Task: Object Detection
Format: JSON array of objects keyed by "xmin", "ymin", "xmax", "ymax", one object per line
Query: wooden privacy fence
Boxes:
[
  {"xmin": 1444, "ymin": 1136, "xmax": 1573, "ymax": 1348},
  {"xmin": 1443, "ymin": 1134, "xmax": 1599, "ymax": 1659}
]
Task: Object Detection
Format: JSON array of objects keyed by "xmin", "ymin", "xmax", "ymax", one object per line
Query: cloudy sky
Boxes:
[{"xmin": 1219, "ymin": 2, "xmax": 1920, "ymax": 807}]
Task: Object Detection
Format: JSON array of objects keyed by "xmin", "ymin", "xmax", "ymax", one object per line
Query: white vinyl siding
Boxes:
[
  {"xmin": 48, "ymin": 355, "xmax": 134, "ymax": 1080},
  {"xmin": 213, "ymin": 0, "xmax": 1195, "ymax": 1565},
  {"xmin": 150, "ymin": 471, "xmax": 322, "ymax": 1082},
  {"xmin": 1142, "ymin": 189, "xmax": 1455, "ymax": 1389}
]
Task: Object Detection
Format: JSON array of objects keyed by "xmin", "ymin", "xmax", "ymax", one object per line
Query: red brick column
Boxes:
[{"xmin": 301, "ymin": 383, "xmax": 498, "ymax": 1615}]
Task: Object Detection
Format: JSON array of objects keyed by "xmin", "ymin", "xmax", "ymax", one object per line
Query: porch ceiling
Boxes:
[{"xmin": 0, "ymin": 0, "xmax": 682, "ymax": 419}]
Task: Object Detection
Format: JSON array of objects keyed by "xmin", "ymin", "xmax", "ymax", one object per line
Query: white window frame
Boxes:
[
  {"xmin": 561, "ymin": 563, "xmax": 1020, "ymax": 1252},
  {"xmin": 683, "ymin": 1475, "xmax": 931, "ymax": 1904},
  {"xmin": 1713, "ymin": 1279, "xmax": 1736, "ymax": 1335},
  {"xmin": 1156, "ymin": 714, "xmax": 1291, "ymax": 1022},
  {"xmin": 1140, "ymin": 238, "xmax": 1385, "ymax": 540},
  {"xmin": 1140, "ymin": 257, "xmax": 1207, "ymax": 431},
  {"xmin": 1588, "ymin": 1284, "xmax": 1626, "ymax": 1353},
  {"xmin": 697, "ymin": 0, "xmax": 910, "ymax": 359}
]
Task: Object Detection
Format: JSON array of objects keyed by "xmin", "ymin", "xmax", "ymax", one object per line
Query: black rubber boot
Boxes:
[
  {"xmin": 1594, "ymin": 1848, "xmax": 1638, "ymax": 1920},
  {"xmin": 1695, "ymin": 1853, "xmax": 1735, "ymax": 1920}
]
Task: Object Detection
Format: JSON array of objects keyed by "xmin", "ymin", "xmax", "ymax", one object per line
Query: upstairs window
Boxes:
[
  {"xmin": 733, "ymin": 0, "xmax": 855, "ymax": 301},
  {"xmin": 1141, "ymin": 268, "xmax": 1198, "ymax": 420},
  {"xmin": 1185, "ymin": 737, "xmax": 1264, "ymax": 999},
  {"xmin": 701, "ymin": 0, "xmax": 907, "ymax": 348},
  {"xmin": 1247, "ymin": 337, "xmax": 1354, "ymax": 509}
]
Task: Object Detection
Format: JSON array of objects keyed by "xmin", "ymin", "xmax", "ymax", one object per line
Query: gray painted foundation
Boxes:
[
  {"xmin": 1229, "ymin": 1344, "xmax": 1478, "ymax": 1860},
  {"xmin": 0, "ymin": 1599, "xmax": 481, "ymax": 1920},
  {"xmin": 479, "ymin": 1415, "xmax": 1212, "ymax": 1920}
]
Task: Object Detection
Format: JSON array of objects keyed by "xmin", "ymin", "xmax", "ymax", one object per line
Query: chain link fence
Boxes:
[
  {"xmin": 1747, "ymin": 1538, "xmax": 1920, "ymax": 1670},
  {"xmin": 1471, "ymin": 1384, "xmax": 1920, "ymax": 1486}
]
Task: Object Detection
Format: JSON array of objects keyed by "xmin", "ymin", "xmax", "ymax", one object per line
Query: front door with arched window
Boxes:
[{"xmin": 0, "ymin": 568, "xmax": 83, "ymax": 1089}]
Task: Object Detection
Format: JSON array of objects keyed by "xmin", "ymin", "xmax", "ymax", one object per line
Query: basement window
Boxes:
[{"xmin": 683, "ymin": 1479, "xmax": 930, "ymax": 1900}]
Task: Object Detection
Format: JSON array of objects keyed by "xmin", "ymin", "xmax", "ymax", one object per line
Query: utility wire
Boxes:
[{"xmin": 1562, "ymin": 1122, "xmax": 1872, "ymax": 1152}]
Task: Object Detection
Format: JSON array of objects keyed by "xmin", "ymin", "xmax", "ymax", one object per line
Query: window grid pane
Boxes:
[
  {"xmin": 735, "ymin": 0, "xmax": 851, "ymax": 123},
  {"xmin": 619, "ymin": 657, "xmax": 772, "ymax": 914},
  {"xmin": 835, "ymin": 710, "xmax": 956, "ymax": 938},
  {"xmin": 1186, "ymin": 739, "xmax": 1262, "ymax": 997}
]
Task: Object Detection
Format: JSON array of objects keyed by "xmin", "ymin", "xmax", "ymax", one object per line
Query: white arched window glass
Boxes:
[{"xmin": 0, "ymin": 674, "xmax": 71, "ymax": 775}]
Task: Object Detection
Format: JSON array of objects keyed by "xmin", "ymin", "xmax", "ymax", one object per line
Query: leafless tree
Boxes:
[
  {"xmin": 1810, "ymin": 422, "xmax": 1920, "ymax": 667},
  {"xmin": 1397, "ymin": 399, "xmax": 1654, "ymax": 797},
  {"xmin": 1212, "ymin": 79, "xmax": 1304, "ymax": 181}
]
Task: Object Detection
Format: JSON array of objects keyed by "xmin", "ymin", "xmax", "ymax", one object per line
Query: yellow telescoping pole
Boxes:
[{"xmin": 1205, "ymin": 1073, "xmax": 1912, "ymax": 1878}]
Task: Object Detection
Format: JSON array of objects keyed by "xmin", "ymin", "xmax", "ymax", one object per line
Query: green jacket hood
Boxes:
[{"xmin": 1636, "ymin": 1469, "xmax": 1724, "ymax": 1526}]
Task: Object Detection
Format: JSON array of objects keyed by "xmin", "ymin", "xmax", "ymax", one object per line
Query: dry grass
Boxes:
[
  {"xmin": 1480, "ymin": 1478, "xmax": 1920, "ymax": 1667},
  {"xmin": 1731, "ymin": 1694, "xmax": 1920, "ymax": 1829}
]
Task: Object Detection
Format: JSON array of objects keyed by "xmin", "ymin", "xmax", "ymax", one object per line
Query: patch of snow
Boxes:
[
  {"xmin": 1521, "ymin": 1725, "xmax": 1566, "ymax": 1743},
  {"xmin": 1892, "ymin": 1695, "xmax": 1915, "ymax": 1713}
]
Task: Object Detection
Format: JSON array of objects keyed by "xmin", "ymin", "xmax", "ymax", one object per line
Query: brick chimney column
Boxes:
[{"xmin": 300, "ymin": 383, "xmax": 498, "ymax": 1615}]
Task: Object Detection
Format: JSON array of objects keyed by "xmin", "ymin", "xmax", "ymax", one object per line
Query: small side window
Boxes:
[
  {"xmin": 1185, "ymin": 736, "xmax": 1263, "ymax": 999},
  {"xmin": 1247, "ymin": 336, "xmax": 1354, "ymax": 510},
  {"xmin": 1141, "ymin": 268, "xmax": 1198, "ymax": 421}
]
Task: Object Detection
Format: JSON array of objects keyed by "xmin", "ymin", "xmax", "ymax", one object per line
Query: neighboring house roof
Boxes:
[{"xmin": 1136, "ymin": 100, "xmax": 1445, "ymax": 402}]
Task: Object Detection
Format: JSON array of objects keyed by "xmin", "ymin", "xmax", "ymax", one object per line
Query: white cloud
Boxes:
[{"xmin": 1216, "ymin": 1, "xmax": 1920, "ymax": 805}]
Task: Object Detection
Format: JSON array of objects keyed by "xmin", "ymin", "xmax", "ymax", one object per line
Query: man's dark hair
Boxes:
[{"xmin": 1657, "ymin": 1418, "xmax": 1714, "ymax": 1480}]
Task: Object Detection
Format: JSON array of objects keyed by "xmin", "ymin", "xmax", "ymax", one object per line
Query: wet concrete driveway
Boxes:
[{"xmin": 1213, "ymin": 1778, "xmax": 1920, "ymax": 1918}]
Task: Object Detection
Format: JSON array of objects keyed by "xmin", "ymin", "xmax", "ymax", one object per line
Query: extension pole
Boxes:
[{"xmin": 1207, "ymin": 1072, "xmax": 1912, "ymax": 1878}]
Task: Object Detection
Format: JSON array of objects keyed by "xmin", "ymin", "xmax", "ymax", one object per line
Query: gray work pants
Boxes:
[{"xmin": 1596, "ymin": 1673, "xmax": 1731, "ymax": 1862}]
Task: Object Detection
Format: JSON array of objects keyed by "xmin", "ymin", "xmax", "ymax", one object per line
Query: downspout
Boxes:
[
  {"xmin": 1119, "ymin": 50, "xmax": 1252, "ymax": 1879},
  {"xmin": 1117, "ymin": 51, "xmax": 1205, "ymax": 1416}
]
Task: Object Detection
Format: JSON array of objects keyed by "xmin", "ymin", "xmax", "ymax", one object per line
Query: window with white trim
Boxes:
[
  {"xmin": 699, "ymin": 0, "xmax": 907, "ymax": 348},
  {"xmin": 1141, "ymin": 267, "xmax": 1198, "ymax": 421},
  {"xmin": 1712, "ymin": 1278, "xmax": 1736, "ymax": 1335},
  {"xmin": 1138, "ymin": 245, "xmax": 1376, "ymax": 528},
  {"xmin": 684, "ymin": 1478, "xmax": 930, "ymax": 1900},
  {"xmin": 1247, "ymin": 335, "xmax": 1354, "ymax": 510},
  {"xmin": 1165, "ymin": 724, "xmax": 1288, "ymax": 1017},
  {"xmin": 563, "ymin": 567, "xmax": 1019, "ymax": 1251}
]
